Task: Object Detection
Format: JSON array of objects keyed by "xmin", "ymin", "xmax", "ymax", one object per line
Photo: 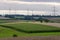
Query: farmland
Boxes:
[
  {"xmin": 0, "ymin": 21, "xmax": 60, "ymax": 38},
  {"xmin": 1, "ymin": 23, "xmax": 60, "ymax": 32}
]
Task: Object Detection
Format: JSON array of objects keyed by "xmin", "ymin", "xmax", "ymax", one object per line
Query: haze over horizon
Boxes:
[{"xmin": 0, "ymin": 0, "xmax": 60, "ymax": 15}]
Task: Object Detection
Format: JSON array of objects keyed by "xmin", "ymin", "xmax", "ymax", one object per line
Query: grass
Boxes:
[
  {"xmin": 0, "ymin": 19, "xmax": 8, "ymax": 23},
  {"xmin": 1, "ymin": 23, "xmax": 60, "ymax": 31},
  {"xmin": 0, "ymin": 19, "xmax": 13, "ymax": 23},
  {"xmin": 0, "ymin": 22, "xmax": 60, "ymax": 37},
  {"xmin": 0, "ymin": 26, "xmax": 60, "ymax": 38}
]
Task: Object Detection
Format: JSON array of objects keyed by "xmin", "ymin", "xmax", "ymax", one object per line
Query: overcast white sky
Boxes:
[{"xmin": 0, "ymin": 0, "xmax": 60, "ymax": 15}]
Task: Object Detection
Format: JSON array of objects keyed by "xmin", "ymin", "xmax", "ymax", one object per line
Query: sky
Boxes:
[{"xmin": 0, "ymin": 0, "xmax": 60, "ymax": 15}]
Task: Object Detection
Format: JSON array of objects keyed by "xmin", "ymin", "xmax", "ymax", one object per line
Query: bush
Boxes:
[{"xmin": 13, "ymin": 34, "xmax": 18, "ymax": 37}]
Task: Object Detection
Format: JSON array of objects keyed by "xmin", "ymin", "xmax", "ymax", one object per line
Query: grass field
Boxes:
[
  {"xmin": 1, "ymin": 23, "xmax": 60, "ymax": 31},
  {"xmin": 0, "ymin": 22, "xmax": 60, "ymax": 38},
  {"xmin": 0, "ymin": 26, "xmax": 60, "ymax": 38}
]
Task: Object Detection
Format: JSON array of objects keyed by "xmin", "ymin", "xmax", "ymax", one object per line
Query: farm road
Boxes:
[{"xmin": 0, "ymin": 36, "xmax": 60, "ymax": 40}]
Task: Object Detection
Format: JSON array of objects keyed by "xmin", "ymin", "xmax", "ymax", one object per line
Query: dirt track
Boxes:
[
  {"xmin": 0, "ymin": 36, "xmax": 60, "ymax": 40},
  {"xmin": 24, "ymin": 22, "xmax": 60, "ymax": 27}
]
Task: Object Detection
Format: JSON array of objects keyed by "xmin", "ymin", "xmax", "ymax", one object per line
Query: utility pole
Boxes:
[
  {"xmin": 3, "ymin": 10, "xmax": 5, "ymax": 16},
  {"xmin": 53, "ymin": 5, "xmax": 56, "ymax": 16},
  {"xmin": 15, "ymin": 9, "xmax": 16, "ymax": 15},
  {"xmin": 27, "ymin": 9, "xmax": 29, "ymax": 16},
  {"xmin": 9, "ymin": 8, "xmax": 11, "ymax": 15},
  {"xmin": 26, "ymin": 9, "xmax": 29, "ymax": 20},
  {"xmin": 32, "ymin": 10, "xmax": 33, "ymax": 20}
]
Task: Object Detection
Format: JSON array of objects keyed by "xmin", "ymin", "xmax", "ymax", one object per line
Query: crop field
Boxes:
[
  {"xmin": 0, "ymin": 21, "xmax": 60, "ymax": 38},
  {"xmin": 1, "ymin": 23, "xmax": 60, "ymax": 32}
]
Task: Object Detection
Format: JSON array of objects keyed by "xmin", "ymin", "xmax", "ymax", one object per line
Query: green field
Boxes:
[
  {"xmin": 0, "ymin": 22, "xmax": 60, "ymax": 38},
  {"xmin": 1, "ymin": 23, "xmax": 60, "ymax": 31}
]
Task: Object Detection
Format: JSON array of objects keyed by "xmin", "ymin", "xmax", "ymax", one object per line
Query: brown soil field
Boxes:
[
  {"xmin": 0, "ymin": 36, "xmax": 60, "ymax": 40},
  {"xmin": 23, "ymin": 22, "xmax": 60, "ymax": 27},
  {"xmin": 38, "ymin": 23, "xmax": 60, "ymax": 27}
]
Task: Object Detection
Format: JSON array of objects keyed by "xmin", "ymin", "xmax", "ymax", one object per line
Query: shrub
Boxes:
[{"xmin": 13, "ymin": 34, "xmax": 18, "ymax": 37}]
